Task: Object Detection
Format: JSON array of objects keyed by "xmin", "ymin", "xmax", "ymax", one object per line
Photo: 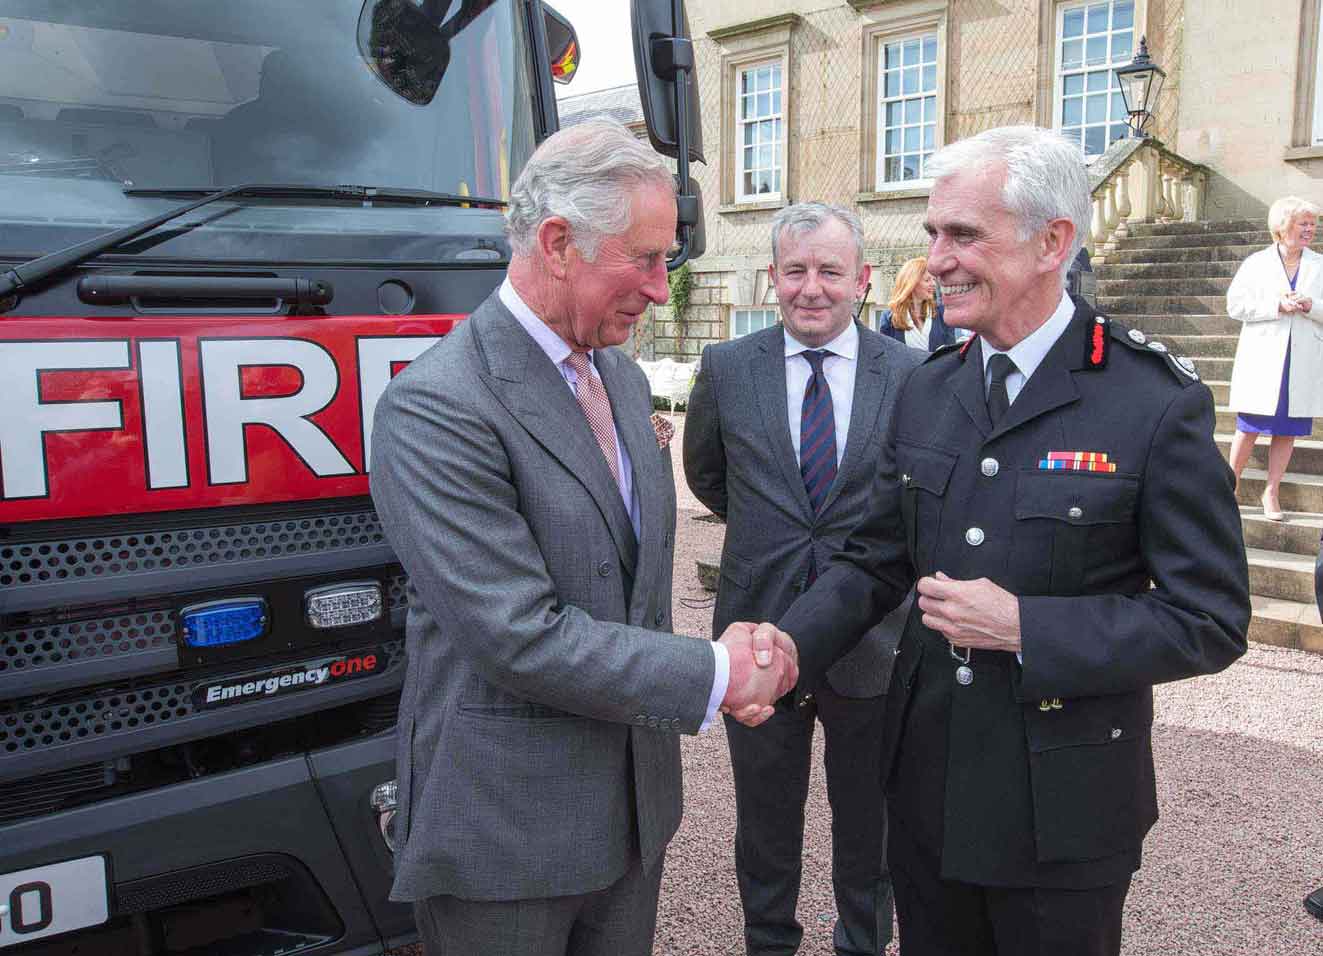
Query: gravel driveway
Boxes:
[{"xmin": 395, "ymin": 413, "xmax": 1323, "ymax": 955}]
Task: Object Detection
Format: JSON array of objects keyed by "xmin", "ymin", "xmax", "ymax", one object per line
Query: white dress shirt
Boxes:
[
  {"xmin": 904, "ymin": 319, "xmax": 930, "ymax": 352},
  {"xmin": 784, "ymin": 321, "xmax": 859, "ymax": 467},
  {"xmin": 499, "ymin": 279, "xmax": 729, "ymax": 728},
  {"xmin": 980, "ymin": 291, "xmax": 1076, "ymax": 403}
]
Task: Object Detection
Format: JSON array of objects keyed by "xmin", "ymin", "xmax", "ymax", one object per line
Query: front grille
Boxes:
[
  {"xmin": 0, "ymin": 761, "xmax": 115, "ymax": 825},
  {"xmin": 1, "ymin": 510, "xmax": 386, "ymax": 588},
  {"xmin": 0, "ymin": 609, "xmax": 177, "ymax": 676},
  {"xmin": 0, "ymin": 640, "xmax": 404, "ymax": 766}
]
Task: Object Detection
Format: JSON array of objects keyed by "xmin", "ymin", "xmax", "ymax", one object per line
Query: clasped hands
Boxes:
[
  {"xmin": 717, "ymin": 622, "xmax": 798, "ymax": 728},
  {"xmin": 1279, "ymin": 291, "xmax": 1314, "ymax": 314}
]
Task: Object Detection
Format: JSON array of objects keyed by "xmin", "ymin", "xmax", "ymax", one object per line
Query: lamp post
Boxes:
[{"xmin": 1115, "ymin": 36, "xmax": 1166, "ymax": 137}]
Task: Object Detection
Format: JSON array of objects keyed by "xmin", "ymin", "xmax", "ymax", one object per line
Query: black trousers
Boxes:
[
  {"xmin": 725, "ymin": 683, "xmax": 892, "ymax": 956},
  {"xmin": 889, "ymin": 829, "xmax": 1130, "ymax": 956}
]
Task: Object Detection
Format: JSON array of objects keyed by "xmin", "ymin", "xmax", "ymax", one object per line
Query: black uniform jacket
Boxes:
[{"xmin": 779, "ymin": 297, "xmax": 1250, "ymax": 888}]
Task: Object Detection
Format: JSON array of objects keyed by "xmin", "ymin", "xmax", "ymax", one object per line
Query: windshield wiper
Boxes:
[
  {"xmin": 0, "ymin": 182, "xmax": 504, "ymax": 303},
  {"xmin": 124, "ymin": 183, "xmax": 505, "ymax": 207}
]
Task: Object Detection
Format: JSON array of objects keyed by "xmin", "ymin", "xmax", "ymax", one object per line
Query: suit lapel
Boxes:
[
  {"xmin": 473, "ymin": 298, "xmax": 639, "ymax": 572},
  {"xmin": 752, "ymin": 330, "xmax": 813, "ymax": 521},
  {"xmin": 821, "ymin": 326, "xmax": 892, "ymax": 514},
  {"xmin": 953, "ymin": 337, "xmax": 993, "ymax": 437},
  {"xmin": 596, "ymin": 348, "xmax": 658, "ymax": 620}
]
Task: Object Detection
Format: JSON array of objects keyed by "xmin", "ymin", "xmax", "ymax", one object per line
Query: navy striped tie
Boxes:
[{"xmin": 799, "ymin": 349, "xmax": 837, "ymax": 515}]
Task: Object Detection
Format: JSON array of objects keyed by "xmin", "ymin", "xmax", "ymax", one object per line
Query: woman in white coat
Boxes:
[{"xmin": 1227, "ymin": 196, "xmax": 1323, "ymax": 520}]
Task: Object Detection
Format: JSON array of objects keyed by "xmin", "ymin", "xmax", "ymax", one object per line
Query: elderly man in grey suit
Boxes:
[
  {"xmin": 370, "ymin": 118, "xmax": 798, "ymax": 956},
  {"xmin": 684, "ymin": 203, "xmax": 922, "ymax": 956}
]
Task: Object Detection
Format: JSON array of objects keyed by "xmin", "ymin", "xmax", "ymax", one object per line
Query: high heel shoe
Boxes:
[{"xmin": 1261, "ymin": 489, "xmax": 1285, "ymax": 521}]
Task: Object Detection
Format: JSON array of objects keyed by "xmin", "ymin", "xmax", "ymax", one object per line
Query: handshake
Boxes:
[{"xmin": 717, "ymin": 622, "xmax": 799, "ymax": 728}]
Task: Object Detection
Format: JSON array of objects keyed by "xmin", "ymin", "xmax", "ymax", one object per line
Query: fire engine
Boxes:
[{"xmin": 0, "ymin": 1, "xmax": 703, "ymax": 952}]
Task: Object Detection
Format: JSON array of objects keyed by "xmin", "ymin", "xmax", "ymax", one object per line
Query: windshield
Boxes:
[{"xmin": 0, "ymin": 0, "xmax": 537, "ymax": 263}]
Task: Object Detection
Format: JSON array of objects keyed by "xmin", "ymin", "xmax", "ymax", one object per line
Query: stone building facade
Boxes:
[{"xmin": 560, "ymin": 0, "xmax": 1323, "ymax": 360}]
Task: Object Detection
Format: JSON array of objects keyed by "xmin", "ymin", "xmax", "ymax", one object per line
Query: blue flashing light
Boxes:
[{"xmin": 181, "ymin": 599, "xmax": 268, "ymax": 648}]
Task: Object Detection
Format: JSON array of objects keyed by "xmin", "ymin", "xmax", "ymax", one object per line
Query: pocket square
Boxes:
[{"xmin": 651, "ymin": 413, "xmax": 675, "ymax": 450}]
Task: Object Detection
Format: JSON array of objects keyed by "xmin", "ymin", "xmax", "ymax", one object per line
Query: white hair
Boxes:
[
  {"xmin": 771, "ymin": 202, "xmax": 866, "ymax": 267},
  {"xmin": 926, "ymin": 126, "xmax": 1091, "ymax": 281},
  {"xmin": 1268, "ymin": 196, "xmax": 1321, "ymax": 242},
  {"xmin": 505, "ymin": 118, "xmax": 674, "ymax": 261}
]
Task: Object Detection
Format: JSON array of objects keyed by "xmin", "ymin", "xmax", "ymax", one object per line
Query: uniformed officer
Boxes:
[{"xmin": 778, "ymin": 126, "xmax": 1250, "ymax": 955}]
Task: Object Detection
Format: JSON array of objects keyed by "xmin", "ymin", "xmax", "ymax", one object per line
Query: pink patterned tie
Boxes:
[{"xmin": 564, "ymin": 351, "xmax": 621, "ymax": 486}]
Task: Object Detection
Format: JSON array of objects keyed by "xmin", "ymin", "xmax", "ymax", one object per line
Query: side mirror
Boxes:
[
  {"xmin": 632, "ymin": 0, "xmax": 705, "ymax": 269},
  {"xmin": 542, "ymin": 4, "xmax": 580, "ymax": 85}
]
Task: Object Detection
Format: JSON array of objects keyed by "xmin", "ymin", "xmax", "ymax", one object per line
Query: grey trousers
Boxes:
[{"xmin": 413, "ymin": 852, "xmax": 665, "ymax": 956}]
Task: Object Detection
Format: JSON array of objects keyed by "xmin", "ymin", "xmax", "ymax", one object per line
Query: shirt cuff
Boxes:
[{"xmin": 701, "ymin": 640, "xmax": 730, "ymax": 731}]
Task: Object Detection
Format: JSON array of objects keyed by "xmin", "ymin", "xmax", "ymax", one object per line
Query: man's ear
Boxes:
[
  {"xmin": 767, "ymin": 262, "xmax": 778, "ymax": 287},
  {"xmin": 1041, "ymin": 218, "xmax": 1077, "ymax": 276},
  {"xmin": 536, "ymin": 217, "xmax": 574, "ymax": 280},
  {"xmin": 856, "ymin": 262, "xmax": 872, "ymax": 301}
]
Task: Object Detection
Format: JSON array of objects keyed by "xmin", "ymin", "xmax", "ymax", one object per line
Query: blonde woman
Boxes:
[
  {"xmin": 878, "ymin": 256, "xmax": 956, "ymax": 352},
  {"xmin": 1227, "ymin": 196, "xmax": 1323, "ymax": 520}
]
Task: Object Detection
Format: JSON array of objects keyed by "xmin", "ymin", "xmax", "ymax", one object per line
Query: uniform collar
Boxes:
[{"xmin": 980, "ymin": 290, "xmax": 1074, "ymax": 382}]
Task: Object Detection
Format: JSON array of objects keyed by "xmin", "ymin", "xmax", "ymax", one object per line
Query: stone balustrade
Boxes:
[{"xmin": 1085, "ymin": 137, "xmax": 1207, "ymax": 262}]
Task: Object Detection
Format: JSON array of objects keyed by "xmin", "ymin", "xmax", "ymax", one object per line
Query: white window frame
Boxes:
[
  {"xmin": 730, "ymin": 308, "xmax": 779, "ymax": 338},
  {"xmin": 875, "ymin": 32, "xmax": 939, "ymax": 189},
  {"xmin": 1053, "ymin": 0, "xmax": 1136, "ymax": 159},
  {"xmin": 735, "ymin": 60, "xmax": 785, "ymax": 203}
]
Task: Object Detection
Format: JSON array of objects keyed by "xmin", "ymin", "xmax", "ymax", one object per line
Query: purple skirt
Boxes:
[{"xmin": 1236, "ymin": 339, "xmax": 1313, "ymax": 437}]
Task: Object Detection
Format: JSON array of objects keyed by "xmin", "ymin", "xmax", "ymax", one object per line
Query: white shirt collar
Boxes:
[
  {"xmin": 499, "ymin": 277, "xmax": 593, "ymax": 371},
  {"xmin": 783, "ymin": 320, "xmax": 859, "ymax": 361},
  {"xmin": 981, "ymin": 291, "xmax": 1074, "ymax": 382}
]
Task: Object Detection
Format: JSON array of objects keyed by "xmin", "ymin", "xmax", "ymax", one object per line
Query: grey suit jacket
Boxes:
[
  {"xmin": 371, "ymin": 290, "xmax": 714, "ymax": 904},
  {"xmin": 684, "ymin": 322, "xmax": 921, "ymax": 697}
]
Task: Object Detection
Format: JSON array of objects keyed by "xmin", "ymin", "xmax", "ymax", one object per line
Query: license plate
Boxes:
[{"xmin": 0, "ymin": 856, "xmax": 109, "ymax": 949}]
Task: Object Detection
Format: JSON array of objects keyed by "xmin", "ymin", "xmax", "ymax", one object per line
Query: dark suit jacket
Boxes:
[
  {"xmin": 878, "ymin": 303, "xmax": 956, "ymax": 352},
  {"xmin": 780, "ymin": 298, "xmax": 1249, "ymax": 888},
  {"xmin": 684, "ymin": 322, "xmax": 922, "ymax": 697},
  {"xmin": 372, "ymin": 290, "xmax": 713, "ymax": 904}
]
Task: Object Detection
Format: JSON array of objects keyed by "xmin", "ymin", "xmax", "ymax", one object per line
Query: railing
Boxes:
[{"xmin": 1085, "ymin": 137, "xmax": 1208, "ymax": 259}]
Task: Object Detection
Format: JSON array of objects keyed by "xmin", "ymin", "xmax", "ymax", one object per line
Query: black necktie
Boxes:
[
  {"xmin": 987, "ymin": 353, "xmax": 1016, "ymax": 426},
  {"xmin": 799, "ymin": 349, "xmax": 837, "ymax": 515}
]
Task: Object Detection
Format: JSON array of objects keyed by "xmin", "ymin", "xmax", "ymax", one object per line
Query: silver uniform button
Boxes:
[
  {"xmin": 1147, "ymin": 340, "xmax": 1168, "ymax": 354},
  {"xmin": 965, "ymin": 527, "xmax": 985, "ymax": 547},
  {"xmin": 1111, "ymin": 727, "xmax": 1123, "ymax": 739},
  {"xmin": 980, "ymin": 457, "xmax": 999, "ymax": 477},
  {"xmin": 1068, "ymin": 506, "xmax": 1084, "ymax": 519},
  {"xmin": 1128, "ymin": 328, "xmax": 1146, "ymax": 344}
]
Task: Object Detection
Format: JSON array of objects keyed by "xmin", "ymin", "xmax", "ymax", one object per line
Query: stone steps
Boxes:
[
  {"xmin": 1236, "ymin": 467, "xmax": 1323, "ymax": 512},
  {"xmin": 1119, "ymin": 231, "xmax": 1270, "ymax": 249},
  {"xmin": 1159, "ymin": 334, "xmax": 1237, "ymax": 357},
  {"xmin": 1125, "ymin": 219, "xmax": 1266, "ymax": 236},
  {"xmin": 1247, "ymin": 594, "xmax": 1323, "ymax": 653},
  {"xmin": 1113, "ymin": 314, "xmax": 1239, "ymax": 335},
  {"xmin": 1101, "ymin": 261, "xmax": 1245, "ymax": 280},
  {"xmin": 1238, "ymin": 507, "xmax": 1323, "ymax": 556},
  {"xmin": 1095, "ymin": 276, "xmax": 1233, "ymax": 296},
  {"xmin": 1102, "ymin": 244, "xmax": 1262, "ymax": 264},
  {"xmin": 1246, "ymin": 546, "xmax": 1316, "ymax": 603},
  {"xmin": 1218, "ymin": 434, "xmax": 1323, "ymax": 473},
  {"xmin": 1097, "ymin": 294, "xmax": 1233, "ymax": 315}
]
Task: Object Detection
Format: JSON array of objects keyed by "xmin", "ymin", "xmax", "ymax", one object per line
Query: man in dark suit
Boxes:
[
  {"xmin": 371, "ymin": 119, "xmax": 796, "ymax": 956},
  {"xmin": 779, "ymin": 126, "xmax": 1250, "ymax": 955},
  {"xmin": 684, "ymin": 202, "xmax": 922, "ymax": 956}
]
